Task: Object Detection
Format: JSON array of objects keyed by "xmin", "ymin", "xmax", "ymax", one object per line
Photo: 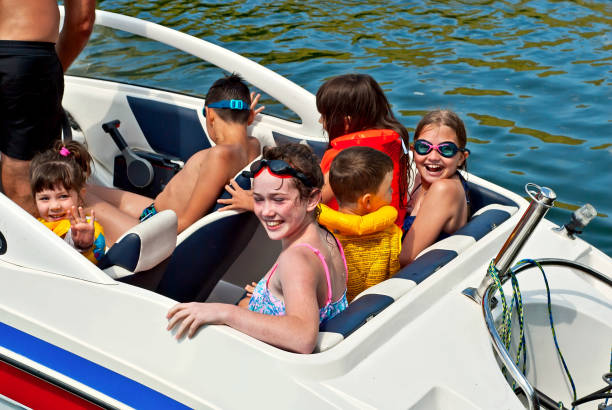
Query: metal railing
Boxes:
[{"xmin": 463, "ymin": 183, "xmax": 557, "ymax": 410}]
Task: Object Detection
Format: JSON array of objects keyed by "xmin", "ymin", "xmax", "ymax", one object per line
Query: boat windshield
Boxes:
[{"xmin": 67, "ymin": 25, "xmax": 301, "ymax": 123}]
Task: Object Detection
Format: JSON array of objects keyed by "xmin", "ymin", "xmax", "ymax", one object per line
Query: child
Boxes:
[
  {"xmin": 316, "ymin": 73, "xmax": 411, "ymax": 227},
  {"xmin": 86, "ymin": 74, "xmax": 261, "ymax": 244},
  {"xmin": 399, "ymin": 109, "xmax": 471, "ymax": 266},
  {"xmin": 318, "ymin": 147, "xmax": 402, "ymax": 302},
  {"xmin": 30, "ymin": 140, "xmax": 106, "ymax": 264},
  {"xmin": 217, "ymin": 73, "xmax": 411, "ymax": 228},
  {"xmin": 166, "ymin": 143, "xmax": 348, "ymax": 354}
]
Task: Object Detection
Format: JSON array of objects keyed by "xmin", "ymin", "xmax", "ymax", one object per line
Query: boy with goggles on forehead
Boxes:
[
  {"xmin": 399, "ymin": 109, "xmax": 471, "ymax": 266},
  {"xmin": 86, "ymin": 74, "xmax": 262, "ymax": 244}
]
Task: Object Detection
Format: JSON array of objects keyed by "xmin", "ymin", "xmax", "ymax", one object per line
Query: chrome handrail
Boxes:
[
  {"xmin": 464, "ymin": 183, "xmax": 556, "ymax": 304},
  {"xmin": 483, "ymin": 284, "xmax": 539, "ymax": 410},
  {"xmin": 463, "ymin": 183, "xmax": 557, "ymax": 410}
]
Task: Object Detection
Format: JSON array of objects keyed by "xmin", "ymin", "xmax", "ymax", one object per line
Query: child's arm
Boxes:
[
  {"xmin": 166, "ymin": 248, "xmax": 322, "ymax": 354},
  {"xmin": 321, "ymin": 172, "xmax": 335, "ymax": 204},
  {"xmin": 399, "ymin": 179, "xmax": 464, "ymax": 266},
  {"xmin": 318, "ymin": 204, "xmax": 397, "ymax": 236}
]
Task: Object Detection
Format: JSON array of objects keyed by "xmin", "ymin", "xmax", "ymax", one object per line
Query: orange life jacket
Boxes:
[{"xmin": 320, "ymin": 129, "xmax": 407, "ymax": 227}]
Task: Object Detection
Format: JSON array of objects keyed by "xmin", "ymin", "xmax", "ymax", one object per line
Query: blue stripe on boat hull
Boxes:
[{"xmin": 0, "ymin": 322, "xmax": 189, "ymax": 409}]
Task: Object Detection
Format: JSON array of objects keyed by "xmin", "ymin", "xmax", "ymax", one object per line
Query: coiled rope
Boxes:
[{"xmin": 488, "ymin": 258, "xmax": 577, "ymax": 408}]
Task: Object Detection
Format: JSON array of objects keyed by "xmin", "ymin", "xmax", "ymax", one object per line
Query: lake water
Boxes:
[{"xmin": 71, "ymin": 0, "xmax": 611, "ymax": 256}]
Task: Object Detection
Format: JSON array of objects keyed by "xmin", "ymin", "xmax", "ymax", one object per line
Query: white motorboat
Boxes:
[{"xmin": 1, "ymin": 8, "xmax": 610, "ymax": 410}]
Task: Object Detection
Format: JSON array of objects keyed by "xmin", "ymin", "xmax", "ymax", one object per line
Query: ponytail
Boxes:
[{"xmin": 30, "ymin": 140, "xmax": 93, "ymax": 196}]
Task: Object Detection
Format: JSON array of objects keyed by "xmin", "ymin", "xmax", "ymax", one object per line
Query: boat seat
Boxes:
[
  {"xmin": 119, "ymin": 159, "xmax": 261, "ymax": 302},
  {"xmin": 99, "ymin": 210, "xmax": 177, "ymax": 279},
  {"xmin": 315, "ymin": 183, "xmax": 519, "ymax": 352}
]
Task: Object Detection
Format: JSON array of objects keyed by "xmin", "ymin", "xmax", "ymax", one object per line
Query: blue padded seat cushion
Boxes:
[
  {"xmin": 319, "ymin": 294, "xmax": 394, "ymax": 336},
  {"xmin": 97, "ymin": 233, "xmax": 141, "ymax": 271},
  {"xmin": 127, "ymin": 96, "xmax": 211, "ymax": 162},
  {"xmin": 156, "ymin": 173, "xmax": 259, "ymax": 302},
  {"xmin": 394, "ymin": 249, "xmax": 459, "ymax": 284},
  {"xmin": 466, "ymin": 181, "xmax": 517, "ymax": 210},
  {"xmin": 454, "ymin": 208, "xmax": 512, "ymax": 241}
]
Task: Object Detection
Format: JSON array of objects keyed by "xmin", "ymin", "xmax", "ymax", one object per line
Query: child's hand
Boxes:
[
  {"xmin": 69, "ymin": 206, "xmax": 95, "ymax": 250},
  {"xmin": 244, "ymin": 281, "xmax": 257, "ymax": 297},
  {"xmin": 217, "ymin": 180, "xmax": 254, "ymax": 212},
  {"xmin": 250, "ymin": 92, "xmax": 265, "ymax": 117},
  {"xmin": 166, "ymin": 302, "xmax": 225, "ymax": 339}
]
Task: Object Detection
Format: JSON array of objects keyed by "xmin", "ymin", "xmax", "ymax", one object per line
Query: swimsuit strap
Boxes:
[
  {"xmin": 267, "ymin": 240, "xmax": 348, "ymax": 305},
  {"xmin": 456, "ymin": 172, "xmax": 471, "ymax": 212},
  {"xmin": 265, "ymin": 263, "xmax": 279, "ymax": 289},
  {"xmin": 294, "ymin": 243, "xmax": 334, "ymax": 305},
  {"xmin": 334, "ymin": 237, "xmax": 349, "ymax": 282}
]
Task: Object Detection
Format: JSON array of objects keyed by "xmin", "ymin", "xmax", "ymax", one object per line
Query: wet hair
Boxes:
[
  {"xmin": 261, "ymin": 143, "xmax": 324, "ymax": 216},
  {"xmin": 329, "ymin": 146, "xmax": 393, "ymax": 205},
  {"xmin": 413, "ymin": 109, "xmax": 468, "ymax": 170},
  {"xmin": 30, "ymin": 140, "xmax": 92, "ymax": 198},
  {"xmin": 315, "ymin": 73, "xmax": 410, "ymax": 147},
  {"xmin": 205, "ymin": 73, "xmax": 251, "ymax": 124}
]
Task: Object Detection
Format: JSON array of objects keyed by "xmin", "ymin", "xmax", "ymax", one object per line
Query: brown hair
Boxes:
[
  {"xmin": 30, "ymin": 140, "xmax": 92, "ymax": 197},
  {"xmin": 329, "ymin": 146, "xmax": 393, "ymax": 205},
  {"xmin": 413, "ymin": 109, "xmax": 468, "ymax": 170},
  {"xmin": 205, "ymin": 73, "xmax": 252, "ymax": 124},
  {"xmin": 316, "ymin": 73, "xmax": 410, "ymax": 147},
  {"xmin": 262, "ymin": 143, "xmax": 324, "ymax": 218}
]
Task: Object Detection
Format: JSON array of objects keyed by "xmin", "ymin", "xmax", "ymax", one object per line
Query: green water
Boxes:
[{"xmin": 71, "ymin": 0, "xmax": 611, "ymax": 256}]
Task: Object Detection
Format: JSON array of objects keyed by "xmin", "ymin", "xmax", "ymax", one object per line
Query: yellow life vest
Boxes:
[{"xmin": 318, "ymin": 205, "xmax": 402, "ymax": 302}]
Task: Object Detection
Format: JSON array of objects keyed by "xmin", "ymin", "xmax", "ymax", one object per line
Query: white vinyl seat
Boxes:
[{"xmin": 99, "ymin": 210, "xmax": 177, "ymax": 280}]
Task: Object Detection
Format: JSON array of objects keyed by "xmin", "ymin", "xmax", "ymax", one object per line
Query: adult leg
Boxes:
[
  {"xmin": 0, "ymin": 41, "xmax": 64, "ymax": 214},
  {"xmin": 1, "ymin": 154, "xmax": 36, "ymax": 215}
]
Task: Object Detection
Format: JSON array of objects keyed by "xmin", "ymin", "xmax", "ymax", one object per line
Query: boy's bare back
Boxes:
[{"xmin": 155, "ymin": 137, "xmax": 259, "ymax": 232}]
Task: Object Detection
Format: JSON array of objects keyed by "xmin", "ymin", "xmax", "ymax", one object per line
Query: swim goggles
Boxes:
[
  {"xmin": 205, "ymin": 99, "xmax": 250, "ymax": 110},
  {"xmin": 413, "ymin": 139, "xmax": 470, "ymax": 158},
  {"xmin": 242, "ymin": 159, "xmax": 313, "ymax": 187}
]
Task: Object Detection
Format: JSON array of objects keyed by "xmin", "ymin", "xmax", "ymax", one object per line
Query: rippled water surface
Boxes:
[{"xmin": 71, "ymin": 0, "xmax": 611, "ymax": 256}]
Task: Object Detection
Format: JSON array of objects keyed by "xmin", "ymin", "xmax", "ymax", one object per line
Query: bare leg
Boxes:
[
  {"xmin": 1, "ymin": 154, "xmax": 37, "ymax": 215},
  {"xmin": 85, "ymin": 184, "xmax": 153, "ymax": 219},
  {"xmin": 85, "ymin": 191, "xmax": 140, "ymax": 245}
]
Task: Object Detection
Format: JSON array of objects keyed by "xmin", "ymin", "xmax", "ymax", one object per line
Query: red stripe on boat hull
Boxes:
[{"xmin": 0, "ymin": 360, "xmax": 100, "ymax": 409}]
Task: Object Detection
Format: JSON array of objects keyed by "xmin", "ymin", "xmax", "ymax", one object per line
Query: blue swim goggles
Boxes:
[
  {"xmin": 413, "ymin": 139, "xmax": 470, "ymax": 158},
  {"xmin": 205, "ymin": 99, "xmax": 250, "ymax": 110}
]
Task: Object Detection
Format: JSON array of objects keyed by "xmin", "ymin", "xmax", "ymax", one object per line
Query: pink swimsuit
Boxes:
[{"xmin": 248, "ymin": 240, "xmax": 348, "ymax": 324}]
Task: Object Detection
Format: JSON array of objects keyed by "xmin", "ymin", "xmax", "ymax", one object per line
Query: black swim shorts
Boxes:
[{"xmin": 0, "ymin": 40, "xmax": 64, "ymax": 161}]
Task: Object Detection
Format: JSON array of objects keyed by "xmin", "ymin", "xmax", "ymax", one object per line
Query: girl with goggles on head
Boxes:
[
  {"xmin": 167, "ymin": 143, "xmax": 348, "ymax": 354},
  {"xmin": 398, "ymin": 109, "xmax": 471, "ymax": 267}
]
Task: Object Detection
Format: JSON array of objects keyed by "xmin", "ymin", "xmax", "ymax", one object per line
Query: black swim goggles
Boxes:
[
  {"xmin": 242, "ymin": 159, "xmax": 313, "ymax": 187},
  {"xmin": 413, "ymin": 139, "xmax": 470, "ymax": 158}
]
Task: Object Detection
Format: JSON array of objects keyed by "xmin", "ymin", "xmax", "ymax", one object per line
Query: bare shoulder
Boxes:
[
  {"xmin": 276, "ymin": 245, "xmax": 320, "ymax": 281},
  {"xmin": 427, "ymin": 178, "xmax": 464, "ymax": 203},
  {"xmin": 211, "ymin": 143, "xmax": 239, "ymax": 158},
  {"xmin": 247, "ymin": 136, "xmax": 261, "ymax": 161}
]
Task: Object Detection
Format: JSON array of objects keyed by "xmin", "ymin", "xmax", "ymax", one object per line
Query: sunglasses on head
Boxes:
[
  {"xmin": 413, "ymin": 139, "xmax": 470, "ymax": 158},
  {"xmin": 242, "ymin": 159, "xmax": 313, "ymax": 187}
]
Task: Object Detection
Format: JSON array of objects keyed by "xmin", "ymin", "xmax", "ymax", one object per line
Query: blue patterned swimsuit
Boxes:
[{"xmin": 248, "ymin": 241, "xmax": 348, "ymax": 324}]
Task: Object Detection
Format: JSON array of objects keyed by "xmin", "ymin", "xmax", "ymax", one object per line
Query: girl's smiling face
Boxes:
[
  {"xmin": 413, "ymin": 124, "xmax": 468, "ymax": 187},
  {"xmin": 253, "ymin": 168, "xmax": 313, "ymax": 242},
  {"xmin": 35, "ymin": 184, "xmax": 80, "ymax": 222}
]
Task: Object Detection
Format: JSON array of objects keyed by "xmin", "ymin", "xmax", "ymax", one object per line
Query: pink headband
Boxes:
[{"xmin": 59, "ymin": 147, "xmax": 71, "ymax": 157}]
